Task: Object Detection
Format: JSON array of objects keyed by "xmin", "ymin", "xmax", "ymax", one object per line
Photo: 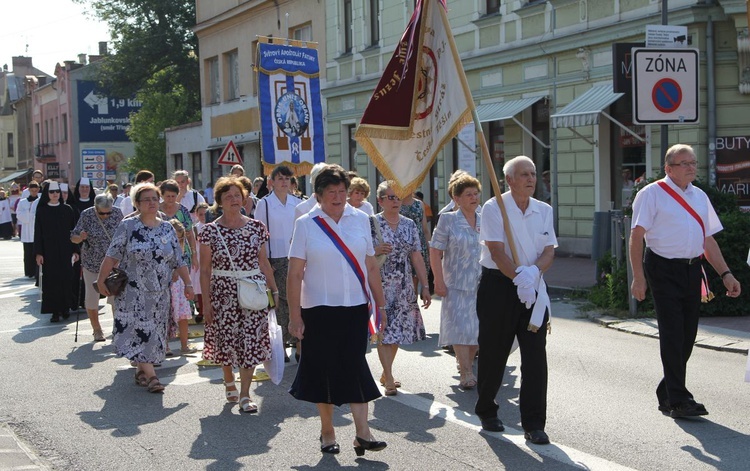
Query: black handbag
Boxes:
[{"xmin": 93, "ymin": 267, "xmax": 129, "ymax": 296}]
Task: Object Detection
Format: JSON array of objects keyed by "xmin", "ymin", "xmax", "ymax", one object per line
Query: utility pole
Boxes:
[{"xmin": 660, "ymin": 0, "xmax": 669, "ymax": 167}]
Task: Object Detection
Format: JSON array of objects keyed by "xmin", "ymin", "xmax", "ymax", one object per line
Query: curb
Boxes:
[
  {"xmin": 0, "ymin": 423, "xmax": 51, "ymax": 471},
  {"xmin": 587, "ymin": 314, "xmax": 750, "ymax": 355}
]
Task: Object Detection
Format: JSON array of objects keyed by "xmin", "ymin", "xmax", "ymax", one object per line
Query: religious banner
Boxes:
[
  {"xmin": 257, "ymin": 41, "xmax": 326, "ymax": 174},
  {"xmin": 354, "ymin": 0, "xmax": 474, "ymax": 198}
]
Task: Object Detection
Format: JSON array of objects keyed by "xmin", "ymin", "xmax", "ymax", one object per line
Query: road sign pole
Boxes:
[{"xmin": 660, "ymin": 0, "xmax": 669, "ymax": 167}]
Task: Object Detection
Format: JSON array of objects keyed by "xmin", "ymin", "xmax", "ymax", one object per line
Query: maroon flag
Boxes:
[{"xmin": 355, "ymin": 0, "xmax": 474, "ymax": 198}]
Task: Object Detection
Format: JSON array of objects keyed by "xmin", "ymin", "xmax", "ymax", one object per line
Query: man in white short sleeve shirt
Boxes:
[
  {"xmin": 629, "ymin": 143, "xmax": 740, "ymax": 418},
  {"xmin": 475, "ymin": 156, "xmax": 556, "ymax": 445}
]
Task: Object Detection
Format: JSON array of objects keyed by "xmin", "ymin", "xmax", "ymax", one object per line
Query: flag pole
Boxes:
[{"xmin": 470, "ymin": 111, "xmax": 520, "ymax": 266}]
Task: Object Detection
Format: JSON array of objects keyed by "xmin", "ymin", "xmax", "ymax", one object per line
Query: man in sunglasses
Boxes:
[
  {"xmin": 630, "ymin": 143, "xmax": 741, "ymax": 418},
  {"xmin": 71, "ymin": 194, "xmax": 124, "ymax": 341}
]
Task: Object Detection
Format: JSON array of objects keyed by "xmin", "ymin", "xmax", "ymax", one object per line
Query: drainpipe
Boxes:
[{"xmin": 707, "ymin": 15, "xmax": 717, "ymax": 186}]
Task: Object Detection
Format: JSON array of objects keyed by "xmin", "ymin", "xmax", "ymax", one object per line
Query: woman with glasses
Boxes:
[
  {"xmin": 373, "ymin": 181, "xmax": 431, "ymax": 396},
  {"xmin": 34, "ymin": 181, "xmax": 79, "ymax": 322},
  {"xmin": 97, "ymin": 183, "xmax": 194, "ymax": 393},
  {"xmin": 71, "ymin": 194, "xmax": 124, "ymax": 341}
]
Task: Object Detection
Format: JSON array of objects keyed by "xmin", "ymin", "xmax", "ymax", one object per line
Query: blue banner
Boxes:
[
  {"xmin": 257, "ymin": 43, "xmax": 326, "ymax": 171},
  {"xmin": 77, "ymin": 81, "xmax": 142, "ymax": 142}
]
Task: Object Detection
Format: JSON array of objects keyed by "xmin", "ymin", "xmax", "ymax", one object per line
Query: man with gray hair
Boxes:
[
  {"xmin": 294, "ymin": 162, "xmax": 329, "ymax": 220},
  {"xmin": 475, "ymin": 155, "xmax": 557, "ymax": 445}
]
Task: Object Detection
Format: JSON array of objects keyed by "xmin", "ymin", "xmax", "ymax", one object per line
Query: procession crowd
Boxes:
[{"xmin": 4, "ymin": 143, "xmax": 738, "ymax": 455}]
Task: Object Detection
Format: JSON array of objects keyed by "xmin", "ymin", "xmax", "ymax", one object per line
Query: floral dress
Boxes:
[
  {"xmin": 430, "ymin": 209, "xmax": 482, "ymax": 346},
  {"xmin": 198, "ymin": 220, "xmax": 271, "ymax": 368},
  {"xmin": 400, "ymin": 199, "xmax": 430, "ymax": 276},
  {"xmin": 373, "ymin": 214, "xmax": 426, "ymax": 345},
  {"xmin": 107, "ymin": 218, "xmax": 185, "ymax": 364}
]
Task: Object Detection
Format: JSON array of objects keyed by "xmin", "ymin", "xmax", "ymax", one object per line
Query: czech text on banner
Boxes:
[
  {"xmin": 257, "ymin": 42, "xmax": 326, "ymax": 174},
  {"xmin": 355, "ymin": 0, "xmax": 473, "ymax": 198}
]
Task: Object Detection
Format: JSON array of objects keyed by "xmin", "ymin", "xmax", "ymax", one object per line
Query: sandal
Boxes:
[
  {"xmin": 224, "ymin": 381, "xmax": 239, "ymax": 403},
  {"xmin": 380, "ymin": 374, "xmax": 401, "ymax": 388},
  {"xmin": 146, "ymin": 376, "xmax": 165, "ymax": 393},
  {"xmin": 93, "ymin": 329, "xmax": 106, "ymax": 342},
  {"xmin": 239, "ymin": 396, "xmax": 258, "ymax": 413},
  {"xmin": 181, "ymin": 346, "xmax": 198, "ymax": 355},
  {"xmin": 134, "ymin": 370, "xmax": 148, "ymax": 387},
  {"xmin": 384, "ymin": 383, "xmax": 398, "ymax": 396}
]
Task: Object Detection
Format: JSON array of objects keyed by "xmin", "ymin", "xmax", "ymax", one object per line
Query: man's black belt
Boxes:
[{"xmin": 645, "ymin": 248, "xmax": 702, "ymax": 265}]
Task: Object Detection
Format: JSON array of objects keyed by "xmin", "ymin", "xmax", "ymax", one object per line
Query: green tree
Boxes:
[{"xmin": 127, "ymin": 69, "xmax": 200, "ymax": 179}]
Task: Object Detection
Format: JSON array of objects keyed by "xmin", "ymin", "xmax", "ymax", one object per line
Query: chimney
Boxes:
[
  {"xmin": 78, "ymin": 53, "xmax": 87, "ymax": 65},
  {"xmin": 98, "ymin": 42, "xmax": 108, "ymax": 55},
  {"xmin": 64, "ymin": 60, "xmax": 75, "ymax": 71},
  {"xmin": 12, "ymin": 56, "xmax": 33, "ymax": 69},
  {"xmin": 2, "ymin": 64, "xmax": 7, "ymax": 72}
]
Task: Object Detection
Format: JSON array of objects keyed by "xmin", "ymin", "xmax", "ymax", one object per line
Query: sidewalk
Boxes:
[
  {"xmin": 548, "ymin": 255, "xmax": 750, "ymax": 355},
  {"xmin": 0, "ymin": 424, "xmax": 50, "ymax": 470}
]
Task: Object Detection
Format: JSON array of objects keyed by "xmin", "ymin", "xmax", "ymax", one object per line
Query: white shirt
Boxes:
[
  {"xmin": 479, "ymin": 193, "xmax": 557, "ymax": 269},
  {"xmin": 112, "ymin": 195, "xmax": 125, "ymax": 208},
  {"xmin": 16, "ymin": 197, "xmax": 39, "ymax": 243},
  {"xmin": 631, "ymin": 176, "xmax": 721, "ymax": 259},
  {"xmin": 120, "ymin": 196, "xmax": 134, "ymax": 216},
  {"xmin": 255, "ymin": 191, "xmax": 301, "ymax": 258},
  {"xmin": 294, "ymin": 194, "xmax": 318, "ymax": 221},
  {"xmin": 289, "ymin": 204, "xmax": 375, "ymax": 308},
  {"xmin": 352, "ymin": 200, "xmax": 374, "ymax": 216},
  {"xmin": 179, "ymin": 190, "xmax": 205, "ymax": 222}
]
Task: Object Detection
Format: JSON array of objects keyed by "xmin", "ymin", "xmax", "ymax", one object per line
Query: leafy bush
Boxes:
[{"xmin": 593, "ymin": 176, "xmax": 750, "ymax": 317}]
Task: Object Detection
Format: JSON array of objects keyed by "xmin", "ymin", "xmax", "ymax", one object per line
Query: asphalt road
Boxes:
[{"xmin": 0, "ymin": 238, "xmax": 749, "ymax": 470}]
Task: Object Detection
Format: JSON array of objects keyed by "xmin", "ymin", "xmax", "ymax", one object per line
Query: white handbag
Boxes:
[{"xmin": 216, "ymin": 227, "xmax": 269, "ymax": 311}]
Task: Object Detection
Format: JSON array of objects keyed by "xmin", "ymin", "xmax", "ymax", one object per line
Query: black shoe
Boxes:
[
  {"xmin": 524, "ymin": 430, "xmax": 550, "ymax": 445},
  {"xmin": 284, "ymin": 354, "xmax": 290, "ymax": 363},
  {"xmin": 480, "ymin": 417, "xmax": 504, "ymax": 432},
  {"xmin": 670, "ymin": 401, "xmax": 709, "ymax": 418},
  {"xmin": 353, "ymin": 436, "xmax": 387, "ymax": 456},
  {"xmin": 62, "ymin": 311, "xmax": 71, "ymax": 320},
  {"xmin": 50, "ymin": 313, "xmax": 61, "ymax": 323},
  {"xmin": 658, "ymin": 400, "xmax": 672, "ymax": 415},
  {"xmin": 319, "ymin": 436, "xmax": 340, "ymax": 454},
  {"xmin": 195, "ymin": 315, "xmax": 203, "ymax": 324}
]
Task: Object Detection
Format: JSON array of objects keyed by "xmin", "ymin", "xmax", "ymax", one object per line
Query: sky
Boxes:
[{"xmin": 0, "ymin": 0, "xmax": 111, "ymax": 76}]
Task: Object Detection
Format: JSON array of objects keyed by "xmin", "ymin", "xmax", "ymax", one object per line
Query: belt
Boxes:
[
  {"xmin": 645, "ymin": 248, "xmax": 702, "ymax": 265},
  {"xmin": 481, "ymin": 266, "xmax": 509, "ymax": 279},
  {"xmin": 212, "ymin": 268, "xmax": 260, "ymax": 278}
]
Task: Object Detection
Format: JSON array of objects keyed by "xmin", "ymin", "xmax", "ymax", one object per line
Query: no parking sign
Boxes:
[{"xmin": 632, "ymin": 48, "xmax": 699, "ymax": 124}]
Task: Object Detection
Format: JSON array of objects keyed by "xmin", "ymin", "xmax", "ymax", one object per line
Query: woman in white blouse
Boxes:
[{"xmin": 287, "ymin": 165, "xmax": 388, "ymax": 457}]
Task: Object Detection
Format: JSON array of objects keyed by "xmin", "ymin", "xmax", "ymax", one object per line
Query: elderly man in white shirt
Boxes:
[
  {"xmin": 294, "ymin": 163, "xmax": 327, "ymax": 221},
  {"xmin": 475, "ymin": 155, "xmax": 556, "ymax": 445},
  {"xmin": 629, "ymin": 143, "xmax": 740, "ymax": 419},
  {"xmin": 256, "ymin": 165, "xmax": 302, "ymax": 357}
]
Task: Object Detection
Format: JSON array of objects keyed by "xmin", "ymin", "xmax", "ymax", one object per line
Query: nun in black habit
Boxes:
[
  {"xmin": 68, "ymin": 178, "xmax": 95, "ymax": 311},
  {"xmin": 34, "ymin": 181, "xmax": 79, "ymax": 322}
]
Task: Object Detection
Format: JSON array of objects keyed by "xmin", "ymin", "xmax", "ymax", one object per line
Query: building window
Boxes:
[
  {"xmin": 61, "ymin": 114, "xmax": 68, "ymax": 142},
  {"xmin": 486, "ymin": 0, "xmax": 500, "ymax": 15},
  {"xmin": 54, "ymin": 117, "xmax": 58, "ymax": 143},
  {"xmin": 291, "ymin": 23, "xmax": 313, "ymax": 42},
  {"xmin": 45, "ymin": 120, "xmax": 49, "ymax": 144},
  {"xmin": 35, "ymin": 123, "xmax": 40, "ymax": 146},
  {"xmin": 211, "ymin": 149, "xmax": 223, "ymax": 183},
  {"xmin": 347, "ymin": 124, "xmax": 358, "ymax": 171},
  {"xmin": 173, "ymin": 153, "xmax": 183, "ymax": 171},
  {"xmin": 206, "ymin": 57, "xmax": 220, "ymax": 104},
  {"xmin": 370, "ymin": 0, "xmax": 380, "ymax": 46},
  {"xmin": 7, "ymin": 133, "xmax": 14, "ymax": 157},
  {"xmin": 488, "ymin": 120, "xmax": 505, "ymax": 197},
  {"xmin": 343, "ymin": 0, "xmax": 353, "ymax": 53},
  {"xmin": 192, "ymin": 152, "xmax": 203, "ymax": 189},
  {"xmin": 225, "ymin": 50, "xmax": 239, "ymax": 101}
]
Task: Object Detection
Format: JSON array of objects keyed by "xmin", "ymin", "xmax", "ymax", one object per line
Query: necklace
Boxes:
[{"xmin": 383, "ymin": 214, "xmax": 400, "ymax": 225}]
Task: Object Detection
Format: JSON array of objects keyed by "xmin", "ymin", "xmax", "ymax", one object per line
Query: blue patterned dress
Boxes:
[
  {"xmin": 430, "ymin": 209, "xmax": 482, "ymax": 346},
  {"xmin": 373, "ymin": 214, "xmax": 426, "ymax": 345},
  {"xmin": 107, "ymin": 217, "xmax": 185, "ymax": 363}
]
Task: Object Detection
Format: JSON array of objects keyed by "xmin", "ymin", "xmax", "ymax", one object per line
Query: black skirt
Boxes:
[{"xmin": 289, "ymin": 304, "xmax": 381, "ymax": 406}]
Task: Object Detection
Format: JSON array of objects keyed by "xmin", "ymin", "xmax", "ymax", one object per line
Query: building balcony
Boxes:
[{"xmin": 34, "ymin": 143, "xmax": 55, "ymax": 158}]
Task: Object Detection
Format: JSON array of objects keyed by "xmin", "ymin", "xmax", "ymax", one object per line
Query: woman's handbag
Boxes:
[
  {"xmin": 263, "ymin": 309, "xmax": 285, "ymax": 385},
  {"xmin": 216, "ymin": 226, "xmax": 269, "ymax": 310},
  {"xmin": 93, "ymin": 267, "xmax": 128, "ymax": 296}
]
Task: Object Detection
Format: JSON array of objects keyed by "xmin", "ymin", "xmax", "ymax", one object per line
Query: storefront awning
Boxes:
[
  {"xmin": 476, "ymin": 96, "xmax": 544, "ymax": 123},
  {"xmin": 551, "ymin": 84, "xmax": 624, "ymax": 128},
  {"xmin": 475, "ymin": 96, "xmax": 550, "ymax": 149},
  {"xmin": 0, "ymin": 168, "xmax": 33, "ymax": 183}
]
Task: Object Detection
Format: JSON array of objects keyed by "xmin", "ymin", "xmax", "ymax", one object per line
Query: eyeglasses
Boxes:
[
  {"xmin": 382, "ymin": 195, "xmax": 400, "ymax": 201},
  {"xmin": 97, "ymin": 211, "xmax": 112, "ymax": 216},
  {"xmin": 138, "ymin": 197, "xmax": 160, "ymax": 203},
  {"xmin": 49, "ymin": 190, "xmax": 61, "ymax": 194},
  {"xmin": 669, "ymin": 160, "xmax": 698, "ymax": 168}
]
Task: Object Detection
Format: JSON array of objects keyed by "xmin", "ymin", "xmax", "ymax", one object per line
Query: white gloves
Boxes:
[
  {"xmin": 513, "ymin": 265, "xmax": 540, "ymax": 289},
  {"xmin": 517, "ymin": 285, "xmax": 536, "ymax": 309}
]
